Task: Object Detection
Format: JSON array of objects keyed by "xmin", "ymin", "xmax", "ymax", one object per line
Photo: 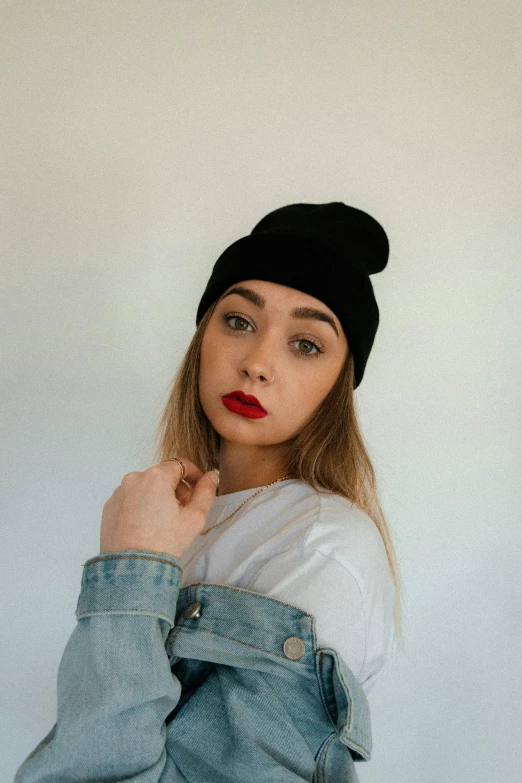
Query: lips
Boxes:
[{"xmin": 222, "ymin": 390, "xmax": 267, "ymax": 413}]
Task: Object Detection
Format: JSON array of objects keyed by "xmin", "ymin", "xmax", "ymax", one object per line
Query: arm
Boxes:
[
  {"xmin": 245, "ymin": 532, "xmax": 395, "ymax": 692},
  {"xmin": 15, "ymin": 550, "xmax": 184, "ymax": 783}
]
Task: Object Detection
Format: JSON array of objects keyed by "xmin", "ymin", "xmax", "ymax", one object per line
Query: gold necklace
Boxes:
[{"xmin": 200, "ymin": 474, "xmax": 295, "ymax": 536}]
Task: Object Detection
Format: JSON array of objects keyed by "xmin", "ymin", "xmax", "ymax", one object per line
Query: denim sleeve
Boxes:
[{"xmin": 14, "ymin": 550, "xmax": 184, "ymax": 783}]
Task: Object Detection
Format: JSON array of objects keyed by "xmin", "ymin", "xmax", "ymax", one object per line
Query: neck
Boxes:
[{"xmin": 216, "ymin": 441, "xmax": 291, "ymax": 497}]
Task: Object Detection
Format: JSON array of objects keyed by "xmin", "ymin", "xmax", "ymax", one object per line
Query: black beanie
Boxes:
[{"xmin": 196, "ymin": 201, "xmax": 389, "ymax": 388}]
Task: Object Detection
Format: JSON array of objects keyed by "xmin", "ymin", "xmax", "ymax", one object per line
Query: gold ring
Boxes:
[{"xmin": 164, "ymin": 457, "xmax": 186, "ymax": 481}]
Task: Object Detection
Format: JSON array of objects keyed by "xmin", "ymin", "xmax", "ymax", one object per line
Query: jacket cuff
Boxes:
[{"xmin": 76, "ymin": 550, "xmax": 183, "ymax": 627}]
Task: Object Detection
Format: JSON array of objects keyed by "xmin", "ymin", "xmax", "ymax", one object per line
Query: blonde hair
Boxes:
[{"xmin": 150, "ymin": 296, "xmax": 403, "ymax": 641}]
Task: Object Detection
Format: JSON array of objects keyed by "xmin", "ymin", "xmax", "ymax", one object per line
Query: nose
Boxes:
[
  {"xmin": 241, "ymin": 363, "xmax": 274, "ymax": 383},
  {"xmin": 239, "ymin": 334, "xmax": 277, "ymax": 383}
]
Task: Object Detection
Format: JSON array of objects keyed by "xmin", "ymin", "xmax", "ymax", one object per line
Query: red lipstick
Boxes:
[{"xmin": 221, "ymin": 390, "xmax": 268, "ymax": 419}]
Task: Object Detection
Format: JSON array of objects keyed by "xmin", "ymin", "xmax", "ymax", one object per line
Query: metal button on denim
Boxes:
[
  {"xmin": 183, "ymin": 602, "xmax": 201, "ymax": 619},
  {"xmin": 283, "ymin": 636, "xmax": 305, "ymax": 660},
  {"xmin": 17, "ymin": 553, "xmax": 374, "ymax": 781}
]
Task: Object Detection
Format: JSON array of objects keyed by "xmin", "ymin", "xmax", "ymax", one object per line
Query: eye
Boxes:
[{"xmin": 222, "ymin": 313, "xmax": 325, "ymax": 359}]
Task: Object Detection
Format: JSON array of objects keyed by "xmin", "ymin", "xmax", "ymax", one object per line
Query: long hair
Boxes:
[{"xmin": 150, "ymin": 296, "xmax": 403, "ymax": 640}]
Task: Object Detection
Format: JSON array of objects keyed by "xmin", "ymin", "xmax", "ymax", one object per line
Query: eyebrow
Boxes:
[{"xmin": 218, "ymin": 286, "xmax": 339, "ymax": 338}]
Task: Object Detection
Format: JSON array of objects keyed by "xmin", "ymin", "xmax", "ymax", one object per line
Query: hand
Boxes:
[{"xmin": 99, "ymin": 459, "xmax": 219, "ymax": 560}]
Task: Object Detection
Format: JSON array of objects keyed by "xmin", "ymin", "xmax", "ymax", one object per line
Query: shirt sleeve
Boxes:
[
  {"xmin": 245, "ymin": 534, "xmax": 395, "ymax": 694},
  {"xmin": 14, "ymin": 550, "xmax": 185, "ymax": 783}
]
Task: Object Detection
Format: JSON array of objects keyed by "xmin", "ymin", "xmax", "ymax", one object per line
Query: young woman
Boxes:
[{"xmin": 15, "ymin": 202, "xmax": 401, "ymax": 783}]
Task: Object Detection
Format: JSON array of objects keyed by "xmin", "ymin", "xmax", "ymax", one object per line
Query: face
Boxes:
[{"xmin": 199, "ymin": 279, "xmax": 348, "ymax": 449}]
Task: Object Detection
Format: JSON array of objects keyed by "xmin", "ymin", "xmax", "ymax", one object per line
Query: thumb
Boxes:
[{"xmin": 186, "ymin": 471, "xmax": 219, "ymax": 516}]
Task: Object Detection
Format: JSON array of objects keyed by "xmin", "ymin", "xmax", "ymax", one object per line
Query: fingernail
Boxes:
[{"xmin": 210, "ymin": 472, "xmax": 220, "ymax": 486}]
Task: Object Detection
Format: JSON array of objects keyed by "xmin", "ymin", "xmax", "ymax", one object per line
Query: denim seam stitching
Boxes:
[
  {"xmin": 316, "ymin": 653, "xmax": 341, "ymax": 733},
  {"xmin": 191, "ymin": 582, "xmax": 316, "ymax": 628},
  {"xmin": 317, "ymin": 732, "xmax": 336, "ymax": 782},
  {"xmin": 168, "ymin": 625, "xmax": 315, "ymax": 667},
  {"xmin": 315, "ymin": 652, "xmax": 370, "ymax": 755},
  {"xmin": 343, "ymin": 736, "xmax": 367, "ymax": 755},
  {"xmin": 331, "ymin": 653, "xmax": 354, "ymax": 732},
  {"xmin": 83, "ymin": 553, "xmax": 182, "ymax": 571},
  {"xmin": 76, "ymin": 609, "xmax": 175, "ymax": 622}
]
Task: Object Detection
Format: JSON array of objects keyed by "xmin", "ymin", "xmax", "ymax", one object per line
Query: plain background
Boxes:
[{"xmin": 2, "ymin": 2, "xmax": 521, "ymax": 781}]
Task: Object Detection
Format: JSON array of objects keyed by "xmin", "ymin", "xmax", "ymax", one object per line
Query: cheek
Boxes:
[
  {"xmin": 278, "ymin": 379, "xmax": 313, "ymax": 415},
  {"xmin": 287, "ymin": 375, "xmax": 329, "ymax": 414},
  {"xmin": 199, "ymin": 333, "xmax": 226, "ymax": 391},
  {"xmin": 202, "ymin": 328, "xmax": 238, "ymax": 373},
  {"xmin": 200, "ymin": 330, "xmax": 216, "ymax": 365}
]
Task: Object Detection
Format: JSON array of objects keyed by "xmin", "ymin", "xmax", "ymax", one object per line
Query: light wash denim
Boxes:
[{"xmin": 14, "ymin": 550, "xmax": 372, "ymax": 782}]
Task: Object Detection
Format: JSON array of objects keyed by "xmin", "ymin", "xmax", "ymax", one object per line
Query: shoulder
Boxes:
[
  {"xmin": 301, "ymin": 491, "xmax": 393, "ymax": 602},
  {"xmin": 245, "ymin": 488, "xmax": 395, "ymax": 687}
]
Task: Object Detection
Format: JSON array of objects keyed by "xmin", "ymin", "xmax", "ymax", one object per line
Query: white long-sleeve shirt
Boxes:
[{"xmin": 179, "ymin": 477, "xmax": 395, "ymax": 695}]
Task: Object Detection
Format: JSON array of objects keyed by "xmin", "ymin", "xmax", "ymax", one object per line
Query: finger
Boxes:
[
  {"xmin": 175, "ymin": 478, "xmax": 194, "ymax": 507},
  {"xmin": 161, "ymin": 458, "xmax": 205, "ymax": 488},
  {"xmin": 184, "ymin": 471, "xmax": 219, "ymax": 519}
]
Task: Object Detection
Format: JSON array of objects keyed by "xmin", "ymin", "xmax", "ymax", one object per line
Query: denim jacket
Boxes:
[{"xmin": 15, "ymin": 550, "xmax": 373, "ymax": 783}]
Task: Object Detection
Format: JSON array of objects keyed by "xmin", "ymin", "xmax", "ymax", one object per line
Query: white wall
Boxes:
[{"xmin": 2, "ymin": 2, "xmax": 520, "ymax": 780}]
